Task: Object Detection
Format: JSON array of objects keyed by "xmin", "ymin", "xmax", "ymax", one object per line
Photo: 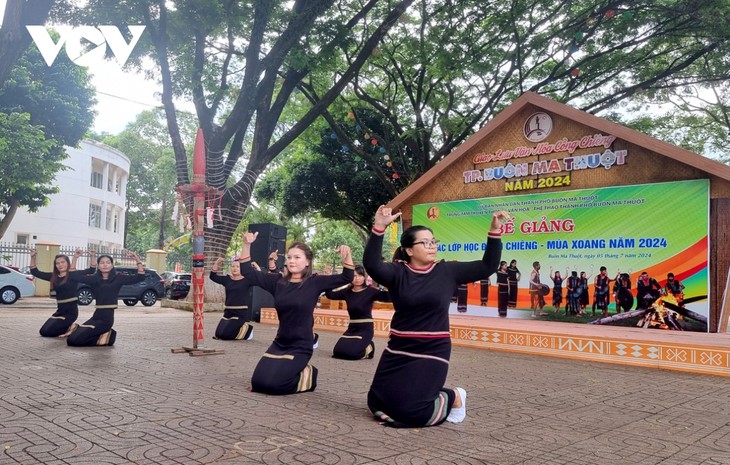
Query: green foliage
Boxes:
[
  {"xmin": 0, "ymin": 112, "xmax": 59, "ymax": 214},
  {"xmin": 98, "ymin": 109, "xmax": 198, "ymax": 249},
  {"xmin": 308, "ymin": 218, "xmax": 365, "ymax": 271},
  {"xmin": 0, "ymin": 45, "xmax": 95, "ymax": 236}
]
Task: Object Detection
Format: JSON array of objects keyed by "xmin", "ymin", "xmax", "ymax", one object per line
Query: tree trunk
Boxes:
[
  {"xmin": 0, "ymin": 0, "xmax": 55, "ymax": 86},
  {"xmin": 0, "ymin": 198, "xmax": 20, "ymax": 241}
]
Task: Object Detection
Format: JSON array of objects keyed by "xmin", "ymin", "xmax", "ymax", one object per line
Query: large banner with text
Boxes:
[{"xmin": 412, "ymin": 180, "xmax": 709, "ymax": 330}]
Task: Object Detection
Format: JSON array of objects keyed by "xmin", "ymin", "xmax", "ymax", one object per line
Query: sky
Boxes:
[{"xmin": 0, "ymin": 0, "xmax": 176, "ymax": 135}]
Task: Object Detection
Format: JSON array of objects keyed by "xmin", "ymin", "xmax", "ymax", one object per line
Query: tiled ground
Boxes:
[{"xmin": 1, "ymin": 300, "xmax": 729, "ymax": 464}]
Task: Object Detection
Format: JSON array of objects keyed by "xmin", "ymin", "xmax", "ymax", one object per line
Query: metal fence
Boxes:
[{"xmin": 0, "ymin": 242, "xmax": 145, "ymax": 271}]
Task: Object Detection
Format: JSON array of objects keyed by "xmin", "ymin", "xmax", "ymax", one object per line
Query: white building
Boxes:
[{"xmin": 5, "ymin": 139, "xmax": 129, "ymax": 249}]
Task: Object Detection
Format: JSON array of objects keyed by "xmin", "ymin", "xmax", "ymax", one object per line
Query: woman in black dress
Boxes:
[
  {"xmin": 506, "ymin": 259, "xmax": 520, "ymax": 308},
  {"xmin": 325, "ymin": 265, "xmax": 389, "ymax": 360},
  {"xmin": 240, "ymin": 233, "xmax": 354, "ymax": 395},
  {"xmin": 210, "ymin": 257, "xmax": 255, "ymax": 341},
  {"xmin": 496, "ymin": 261, "xmax": 509, "ymax": 317},
  {"xmin": 549, "ymin": 267, "xmax": 567, "ymax": 313},
  {"xmin": 68, "ymin": 252, "xmax": 146, "ymax": 347},
  {"xmin": 30, "ymin": 248, "xmax": 96, "ymax": 337},
  {"xmin": 363, "ymin": 205, "xmax": 507, "ymax": 427}
]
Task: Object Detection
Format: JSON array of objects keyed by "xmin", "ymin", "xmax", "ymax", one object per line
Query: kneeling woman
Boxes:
[
  {"xmin": 240, "ymin": 232, "xmax": 354, "ymax": 394},
  {"xmin": 30, "ymin": 248, "xmax": 96, "ymax": 337},
  {"xmin": 363, "ymin": 206, "xmax": 506, "ymax": 427},
  {"xmin": 68, "ymin": 252, "xmax": 146, "ymax": 347},
  {"xmin": 325, "ymin": 265, "xmax": 389, "ymax": 360},
  {"xmin": 210, "ymin": 257, "xmax": 254, "ymax": 341}
]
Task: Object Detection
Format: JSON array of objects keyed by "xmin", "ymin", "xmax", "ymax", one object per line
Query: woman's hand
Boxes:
[
  {"xmin": 30, "ymin": 248, "xmax": 37, "ymax": 258},
  {"xmin": 373, "ymin": 205, "xmax": 401, "ymax": 230},
  {"xmin": 489, "ymin": 210, "xmax": 510, "ymax": 233},
  {"xmin": 242, "ymin": 231, "xmax": 258, "ymax": 244},
  {"xmin": 336, "ymin": 244, "xmax": 352, "ymax": 263},
  {"xmin": 73, "ymin": 248, "xmax": 83, "ymax": 258}
]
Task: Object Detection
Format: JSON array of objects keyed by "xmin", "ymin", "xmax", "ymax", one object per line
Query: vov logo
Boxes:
[{"xmin": 26, "ymin": 25, "xmax": 146, "ymax": 67}]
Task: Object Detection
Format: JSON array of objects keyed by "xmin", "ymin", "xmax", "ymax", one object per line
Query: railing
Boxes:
[
  {"xmin": 0, "ymin": 241, "xmax": 191, "ymax": 273},
  {"xmin": 0, "ymin": 242, "xmax": 135, "ymax": 270}
]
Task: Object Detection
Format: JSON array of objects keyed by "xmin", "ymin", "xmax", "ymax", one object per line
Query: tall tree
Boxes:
[
  {"xmin": 313, "ymin": 0, "xmax": 730, "ymax": 190},
  {"xmin": 260, "ymin": 0, "xmax": 730, "ymax": 225},
  {"xmin": 0, "ymin": 0, "xmax": 57, "ymax": 86},
  {"xmin": 0, "ymin": 46, "xmax": 96, "ymax": 239},
  {"xmin": 69, "ymin": 0, "xmax": 416, "ymax": 266},
  {"xmin": 98, "ymin": 109, "xmax": 198, "ymax": 252}
]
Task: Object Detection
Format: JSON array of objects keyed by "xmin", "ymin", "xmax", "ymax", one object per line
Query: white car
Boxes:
[{"xmin": 0, "ymin": 265, "xmax": 36, "ymax": 304}]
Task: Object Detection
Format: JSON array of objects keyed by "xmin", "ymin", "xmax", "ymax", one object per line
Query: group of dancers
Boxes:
[
  {"xmin": 30, "ymin": 248, "xmax": 146, "ymax": 346},
  {"xmin": 30, "ymin": 207, "xmax": 508, "ymax": 428}
]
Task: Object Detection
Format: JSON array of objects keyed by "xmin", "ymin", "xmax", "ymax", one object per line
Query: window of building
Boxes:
[
  {"xmin": 16, "ymin": 234, "xmax": 29, "ymax": 245},
  {"xmin": 106, "ymin": 208, "xmax": 112, "ymax": 230},
  {"xmin": 89, "ymin": 204, "xmax": 102, "ymax": 228},
  {"xmin": 113, "ymin": 212, "xmax": 119, "ymax": 233},
  {"xmin": 90, "ymin": 171, "xmax": 103, "ymax": 189}
]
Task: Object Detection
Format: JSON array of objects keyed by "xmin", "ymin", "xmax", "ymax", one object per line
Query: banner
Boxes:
[{"xmin": 412, "ymin": 180, "xmax": 709, "ymax": 330}]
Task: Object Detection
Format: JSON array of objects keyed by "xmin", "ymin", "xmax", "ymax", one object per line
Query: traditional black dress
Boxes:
[
  {"xmin": 506, "ymin": 266, "xmax": 520, "ymax": 308},
  {"xmin": 567, "ymin": 275, "xmax": 581, "ymax": 315},
  {"xmin": 496, "ymin": 270, "xmax": 509, "ymax": 317},
  {"xmin": 325, "ymin": 286, "xmax": 389, "ymax": 360},
  {"xmin": 594, "ymin": 275, "xmax": 610, "ymax": 313},
  {"xmin": 363, "ymin": 227, "xmax": 501, "ymax": 427},
  {"xmin": 67, "ymin": 270, "xmax": 145, "ymax": 346},
  {"xmin": 30, "ymin": 266, "xmax": 94, "ymax": 337},
  {"xmin": 210, "ymin": 271, "xmax": 255, "ymax": 340},
  {"xmin": 614, "ymin": 274, "xmax": 633, "ymax": 313},
  {"xmin": 551, "ymin": 275, "xmax": 563, "ymax": 309},
  {"xmin": 241, "ymin": 259, "xmax": 354, "ymax": 395},
  {"xmin": 579, "ymin": 277, "xmax": 590, "ymax": 308}
]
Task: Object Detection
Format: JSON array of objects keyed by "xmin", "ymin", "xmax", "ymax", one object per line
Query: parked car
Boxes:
[
  {"xmin": 0, "ymin": 264, "xmax": 36, "ymax": 304},
  {"xmin": 161, "ymin": 271, "xmax": 191, "ymax": 300},
  {"xmin": 76, "ymin": 267, "xmax": 165, "ymax": 307}
]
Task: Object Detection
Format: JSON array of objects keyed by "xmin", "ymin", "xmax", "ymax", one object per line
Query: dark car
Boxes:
[
  {"xmin": 77, "ymin": 267, "xmax": 166, "ymax": 307},
  {"xmin": 161, "ymin": 271, "xmax": 191, "ymax": 300}
]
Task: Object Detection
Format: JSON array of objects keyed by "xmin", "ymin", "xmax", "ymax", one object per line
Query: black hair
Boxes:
[{"xmin": 392, "ymin": 225, "xmax": 432, "ymax": 263}]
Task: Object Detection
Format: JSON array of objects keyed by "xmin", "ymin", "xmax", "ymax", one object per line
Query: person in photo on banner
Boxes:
[
  {"xmin": 663, "ymin": 272, "xmax": 685, "ymax": 304},
  {"xmin": 593, "ymin": 266, "xmax": 612, "ymax": 317},
  {"xmin": 210, "ymin": 257, "xmax": 256, "ymax": 341},
  {"xmin": 30, "ymin": 248, "xmax": 97, "ymax": 338},
  {"xmin": 529, "ymin": 261, "xmax": 547, "ymax": 318},
  {"xmin": 496, "ymin": 261, "xmax": 509, "ymax": 317},
  {"xmin": 363, "ymin": 205, "xmax": 507, "ymax": 427},
  {"xmin": 506, "ymin": 259, "xmax": 520, "ymax": 308},
  {"xmin": 67, "ymin": 252, "xmax": 146, "ymax": 347},
  {"xmin": 567, "ymin": 270, "xmax": 581, "ymax": 315},
  {"xmin": 636, "ymin": 271, "xmax": 661, "ymax": 309},
  {"xmin": 324, "ymin": 265, "xmax": 390, "ymax": 360},
  {"xmin": 239, "ymin": 232, "xmax": 354, "ymax": 395},
  {"xmin": 579, "ymin": 267, "xmax": 593, "ymax": 314},
  {"xmin": 549, "ymin": 266, "xmax": 567, "ymax": 313},
  {"xmin": 613, "ymin": 271, "xmax": 633, "ymax": 313}
]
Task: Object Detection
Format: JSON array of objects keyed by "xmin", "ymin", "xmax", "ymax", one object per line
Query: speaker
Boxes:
[
  {"xmin": 246, "ymin": 223, "xmax": 287, "ymax": 322},
  {"xmin": 249, "ymin": 223, "xmax": 287, "ymax": 269},
  {"xmin": 247, "ymin": 287, "xmax": 274, "ymax": 322}
]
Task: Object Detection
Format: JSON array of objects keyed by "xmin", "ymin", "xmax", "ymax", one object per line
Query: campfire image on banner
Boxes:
[{"xmin": 589, "ymin": 293, "xmax": 707, "ymax": 331}]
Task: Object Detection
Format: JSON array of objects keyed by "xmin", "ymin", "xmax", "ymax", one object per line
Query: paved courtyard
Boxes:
[{"xmin": 1, "ymin": 300, "xmax": 729, "ymax": 465}]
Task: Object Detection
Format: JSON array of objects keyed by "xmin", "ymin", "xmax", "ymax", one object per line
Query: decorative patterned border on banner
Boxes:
[{"xmin": 260, "ymin": 308, "xmax": 730, "ymax": 376}]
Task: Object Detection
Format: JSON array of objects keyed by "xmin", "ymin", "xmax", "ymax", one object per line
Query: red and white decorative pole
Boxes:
[{"xmin": 172, "ymin": 128, "xmax": 224, "ymax": 356}]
